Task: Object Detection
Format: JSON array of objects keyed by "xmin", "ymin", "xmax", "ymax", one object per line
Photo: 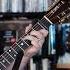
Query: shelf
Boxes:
[{"xmin": 0, "ymin": 12, "xmax": 46, "ymax": 20}]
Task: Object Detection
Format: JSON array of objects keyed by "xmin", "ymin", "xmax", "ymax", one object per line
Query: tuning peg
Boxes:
[
  {"xmin": 62, "ymin": 12, "xmax": 66, "ymax": 16},
  {"xmin": 61, "ymin": 1, "xmax": 65, "ymax": 4},
  {"xmin": 60, "ymin": 18, "xmax": 65, "ymax": 22},
  {"xmin": 67, "ymin": 14, "xmax": 70, "ymax": 19}
]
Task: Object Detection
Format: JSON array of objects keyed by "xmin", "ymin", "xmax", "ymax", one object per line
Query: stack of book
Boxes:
[
  {"xmin": 0, "ymin": 0, "xmax": 50, "ymax": 12},
  {"xmin": 25, "ymin": 0, "xmax": 48, "ymax": 12}
]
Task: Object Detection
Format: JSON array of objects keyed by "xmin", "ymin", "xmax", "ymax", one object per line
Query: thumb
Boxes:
[{"xmin": 25, "ymin": 24, "xmax": 32, "ymax": 34}]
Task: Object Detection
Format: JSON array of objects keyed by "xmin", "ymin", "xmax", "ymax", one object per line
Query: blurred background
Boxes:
[{"xmin": 0, "ymin": 0, "xmax": 70, "ymax": 70}]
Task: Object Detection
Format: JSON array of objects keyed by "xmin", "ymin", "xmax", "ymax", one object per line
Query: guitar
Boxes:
[{"xmin": 0, "ymin": 0, "xmax": 70, "ymax": 70}]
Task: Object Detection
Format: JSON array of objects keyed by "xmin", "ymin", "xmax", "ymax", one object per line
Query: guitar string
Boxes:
[
  {"xmin": 11, "ymin": 2, "xmax": 70, "ymax": 52},
  {"xmin": 47, "ymin": 0, "xmax": 60, "ymax": 15},
  {"xmin": 12, "ymin": 22, "xmax": 42, "ymax": 49},
  {"xmin": 0, "ymin": 7, "xmax": 69, "ymax": 68},
  {"xmin": 0, "ymin": 23, "xmax": 38, "ymax": 67},
  {"xmin": 48, "ymin": 3, "xmax": 66, "ymax": 19},
  {"xmin": 49, "ymin": 7, "xmax": 70, "ymax": 23},
  {"xmin": 0, "ymin": 4, "xmax": 70, "ymax": 70},
  {"xmin": 12, "ymin": 20, "xmax": 44, "ymax": 51},
  {"xmin": 0, "ymin": 17, "xmax": 46, "ymax": 68},
  {"xmin": 48, "ymin": 1, "xmax": 66, "ymax": 18},
  {"xmin": 46, "ymin": 1, "xmax": 65, "ymax": 18},
  {"xmin": 59, "ymin": 8, "xmax": 70, "ymax": 22},
  {"xmin": 4, "ymin": 21, "xmax": 41, "ymax": 54},
  {"xmin": 0, "ymin": 1, "xmax": 69, "ymax": 69},
  {"xmin": 0, "ymin": 7, "xmax": 68, "ymax": 65},
  {"xmin": 7, "ymin": 23, "xmax": 39, "ymax": 50},
  {"xmin": 7, "ymin": 17, "xmax": 46, "ymax": 52},
  {"xmin": 1, "ymin": 7, "xmax": 68, "ymax": 62},
  {"xmin": 10, "ymin": 4, "xmax": 70, "ymax": 61}
]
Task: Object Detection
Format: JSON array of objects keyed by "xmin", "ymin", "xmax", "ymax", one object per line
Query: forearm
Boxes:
[
  {"xmin": 18, "ymin": 28, "xmax": 48, "ymax": 70},
  {"xmin": 19, "ymin": 55, "xmax": 30, "ymax": 70},
  {"xmin": 7, "ymin": 62, "xmax": 14, "ymax": 70}
]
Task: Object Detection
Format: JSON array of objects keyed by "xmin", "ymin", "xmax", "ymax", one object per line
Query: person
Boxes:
[{"xmin": 7, "ymin": 24, "xmax": 48, "ymax": 70}]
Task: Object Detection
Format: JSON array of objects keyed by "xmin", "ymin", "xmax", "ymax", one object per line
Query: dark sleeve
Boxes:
[{"xmin": 12, "ymin": 51, "xmax": 23, "ymax": 70}]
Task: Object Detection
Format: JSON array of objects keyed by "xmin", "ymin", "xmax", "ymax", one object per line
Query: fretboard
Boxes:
[
  {"xmin": 0, "ymin": 16, "xmax": 52, "ymax": 70},
  {"xmin": 0, "ymin": 0, "xmax": 69, "ymax": 69}
]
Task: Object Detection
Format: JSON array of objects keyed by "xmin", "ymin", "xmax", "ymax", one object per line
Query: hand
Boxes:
[
  {"xmin": 24, "ymin": 24, "xmax": 48, "ymax": 57},
  {"xmin": 19, "ymin": 24, "xmax": 48, "ymax": 70}
]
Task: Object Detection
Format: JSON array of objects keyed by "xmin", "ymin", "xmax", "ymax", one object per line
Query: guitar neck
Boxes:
[
  {"xmin": 0, "ymin": 0, "xmax": 69, "ymax": 69},
  {"xmin": 0, "ymin": 16, "xmax": 52, "ymax": 70},
  {"xmin": 46, "ymin": 0, "xmax": 70, "ymax": 23}
]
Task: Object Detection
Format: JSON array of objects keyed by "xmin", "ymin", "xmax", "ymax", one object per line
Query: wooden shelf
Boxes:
[{"xmin": 57, "ymin": 64, "xmax": 70, "ymax": 69}]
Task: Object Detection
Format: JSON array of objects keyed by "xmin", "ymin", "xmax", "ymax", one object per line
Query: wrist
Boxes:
[{"xmin": 19, "ymin": 55, "xmax": 30, "ymax": 70}]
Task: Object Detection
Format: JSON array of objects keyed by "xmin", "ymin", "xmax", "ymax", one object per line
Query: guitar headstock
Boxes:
[{"xmin": 46, "ymin": 0, "xmax": 70, "ymax": 24}]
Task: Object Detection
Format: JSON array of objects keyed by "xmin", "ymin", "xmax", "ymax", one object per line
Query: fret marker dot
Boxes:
[
  {"xmin": 2, "ymin": 60, "xmax": 5, "ymax": 63},
  {"xmin": 21, "ymin": 43, "xmax": 24, "ymax": 46},
  {"xmin": 9, "ymin": 50, "xmax": 11, "ymax": 52},
  {"xmin": 14, "ymin": 54, "xmax": 16, "ymax": 57}
]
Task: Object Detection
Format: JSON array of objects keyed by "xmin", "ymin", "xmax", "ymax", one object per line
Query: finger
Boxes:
[
  {"xmin": 23, "ymin": 35, "xmax": 41, "ymax": 47},
  {"xmin": 25, "ymin": 24, "xmax": 32, "ymax": 34},
  {"xmin": 24, "ymin": 45, "xmax": 39, "ymax": 57},
  {"xmin": 39, "ymin": 29, "xmax": 48, "ymax": 37},
  {"xmin": 38, "ymin": 38, "xmax": 45, "ymax": 47},
  {"xmin": 30, "ymin": 30, "xmax": 43, "ymax": 39},
  {"xmin": 32, "ymin": 37, "xmax": 45, "ymax": 48},
  {"xmin": 31, "ymin": 40, "xmax": 40, "ymax": 48},
  {"xmin": 23, "ymin": 35, "xmax": 38, "ymax": 42},
  {"xmin": 31, "ymin": 36, "xmax": 45, "ymax": 49}
]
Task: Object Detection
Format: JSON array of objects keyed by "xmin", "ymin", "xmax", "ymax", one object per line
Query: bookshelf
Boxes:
[
  {"xmin": 0, "ymin": 0, "xmax": 55, "ymax": 19},
  {"xmin": 0, "ymin": 12, "xmax": 46, "ymax": 20}
]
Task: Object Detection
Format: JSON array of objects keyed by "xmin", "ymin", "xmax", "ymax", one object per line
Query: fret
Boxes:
[
  {"xmin": 0, "ymin": 0, "xmax": 69, "ymax": 70},
  {"xmin": 21, "ymin": 38, "xmax": 29, "ymax": 47},
  {"xmin": 0, "ymin": 62, "xmax": 6, "ymax": 69},
  {"xmin": 55, "ymin": 7, "xmax": 70, "ymax": 22},
  {"xmin": 0, "ymin": 62, "xmax": 6, "ymax": 70},
  {"xmin": 31, "ymin": 28, "xmax": 35, "ymax": 31},
  {"xmin": 2, "ymin": 52, "xmax": 14, "ymax": 63},
  {"xmin": 17, "ymin": 39, "xmax": 29, "ymax": 51},
  {"xmin": 38, "ymin": 20, "xmax": 48, "ymax": 30},
  {"xmin": 47, "ymin": 0, "xmax": 65, "ymax": 17},
  {"xmin": 61, "ymin": 13, "xmax": 70, "ymax": 22},
  {"xmin": 59, "ymin": 8, "xmax": 70, "ymax": 18},
  {"xmin": 57, "ymin": 15, "xmax": 60, "ymax": 19},
  {"xmin": 48, "ymin": 0, "xmax": 60, "ymax": 11},
  {"xmin": 1, "ymin": 55, "xmax": 10, "ymax": 65},
  {"xmin": 67, "ymin": 15, "xmax": 70, "ymax": 19},
  {"xmin": 37, "ymin": 22, "xmax": 45, "ymax": 30},
  {"xmin": 0, "ymin": 56, "xmax": 10, "ymax": 68},
  {"xmin": 38, "ymin": 16, "xmax": 53, "ymax": 30},
  {"xmin": 61, "ymin": 1, "xmax": 65, "ymax": 4},
  {"xmin": 5, "ymin": 51, "xmax": 15, "ymax": 60},
  {"xmin": 16, "ymin": 43, "xmax": 25, "ymax": 52},
  {"xmin": 58, "ymin": 1, "xmax": 65, "ymax": 7},
  {"xmin": 44, "ymin": 16, "xmax": 53, "ymax": 24},
  {"xmin": 32, "ymin": 19, "xmax": 47, "ymax": 30},
  {"xmin": 13, "ymin": 43, "xmax": 23, "ymax": 53},
  {"xmin": 33, "ymin": 22, "xmax": 45, "ymax": 30},
  {"xmin": 32, "ymin": 22, "xmax": 41, "ymax": 31},
  {"xmin": 10, "ymin": 47, "xmax": 18, "ymax": 54},
  {"xmin": 7, "ymin": 48, "xmax": 18, "ymax": 59}
]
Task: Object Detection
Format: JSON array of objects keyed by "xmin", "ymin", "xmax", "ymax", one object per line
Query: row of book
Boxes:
[{"xmin": 0, "ymin": 0, "xmax": 53, "ymax": 12}]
